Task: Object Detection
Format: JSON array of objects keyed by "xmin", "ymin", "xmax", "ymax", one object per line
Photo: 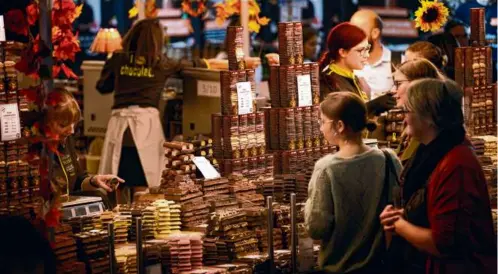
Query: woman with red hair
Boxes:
[{"xmin": 319, "ymin": 22, "xmax": 396, "ymax": 116}]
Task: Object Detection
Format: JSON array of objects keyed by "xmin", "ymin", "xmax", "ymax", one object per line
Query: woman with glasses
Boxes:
[
  {"xmin": 319, "ymin": 22, "xmax": 396, "ymax": 117},
  {"xmin": 305, "ymin": 91, "xmax": 402, "ymax": 274},
  {"xmin": 391, "ymin": 58, "xmax": 445, "ymax": 165},
  {"xmin": 380, "ymin": 79, "xmax": 497, "ymax": 274}
]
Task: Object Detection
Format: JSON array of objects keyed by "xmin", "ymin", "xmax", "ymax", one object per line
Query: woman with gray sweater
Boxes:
[{"xmin": 305, "ymin": 92, "xmax": 402, "ymax": 274}]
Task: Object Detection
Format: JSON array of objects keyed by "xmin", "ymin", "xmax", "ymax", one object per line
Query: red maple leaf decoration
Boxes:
[
  {"xmin": 5, "ymin": 9, "xmax": 29, "ymax": 36},
  {"xmin": 26, "ymin": 3, "xmax": 39, "ymax": 26}
]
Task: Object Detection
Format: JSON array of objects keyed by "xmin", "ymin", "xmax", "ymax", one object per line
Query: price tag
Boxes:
[
  {"xmin": 197, "ymin": 80, "xmax": 221, "ymax": 97},
  {"xmin": 0, "ymin": 103, "xmax": 21, "ymax": 141},
  {"xmin": 297, "ymin": 74, "xmax": 312, "ymax": 107},
  {"xmin": 0, "ymin": 16, "xmax": 5, "ymax": 42},
  {"xmin": 236, "ymin": 81, "xmax": 253, "ymax": 115},
  {"xmin": 193, "ymin": 156, "xmax": 220, "ymax": 180},
  {"xmin": 298, "ymin": 237, "xmax": 315, "ymax": 272}
]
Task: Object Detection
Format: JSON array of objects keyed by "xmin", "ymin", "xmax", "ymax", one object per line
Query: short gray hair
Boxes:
[{"xmin": 405, "ymin": 78, "xmax": 464, "ymax": 130}]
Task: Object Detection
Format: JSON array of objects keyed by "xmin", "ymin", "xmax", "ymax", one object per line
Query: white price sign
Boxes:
[
  {"xmin": 0, "ymin": 103, "xmax": 21, "ymax": 141},
  {"xmin": 236, "ymin": 81, "xmax": 253, "ymax": 115},
  {"xmin": 297, "ymin": 74, "xmax": 312, "ymax": 107},
  {"xmin": 197, "ymin": 80, "xmax": 221, "ymax": 97},
  {"xmin": 193, "ymin": 156, "xmax": 220, "ymax": 180}
]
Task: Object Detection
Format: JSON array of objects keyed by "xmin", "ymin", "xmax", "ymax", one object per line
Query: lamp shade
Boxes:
[{"xmin": 90, "ymin": 28, "xmax": 123, "ymax": 54}]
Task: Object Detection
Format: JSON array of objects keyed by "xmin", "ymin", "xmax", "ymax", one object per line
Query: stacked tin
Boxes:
[
  {"xmin": 264, "ymin": 22, "xmax": 337, "ymax": 203},
  {"xmin": 455, "ymin": 8, "xmax": 496, "ymax": 136},
  {"xmin": 212, "ymin": 26, "xmax": 274, "ymax": 180}
]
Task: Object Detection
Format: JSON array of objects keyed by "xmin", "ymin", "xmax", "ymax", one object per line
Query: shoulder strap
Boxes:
[{"xmin": 381, "ymin": 149, "xmax": 402, "ymax": 206}]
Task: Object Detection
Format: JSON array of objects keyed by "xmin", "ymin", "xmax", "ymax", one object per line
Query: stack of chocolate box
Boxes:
[
  {"xmin": 202, "ymin": 177, "xmax": 231, "ymax": 202},
  {"xmin": 211, "ymin": 26, "xmax": 274, "ymax": 180},
  {"xmin": 472, "ymin": 136, "xmax": 497, "ymax": 207},
  {"xmin": 207, "ymin": 209, "xmax": 260, "ymax": 262},
  {"xmin": 129, "ymin": 204, "xmax": 156, "ymax": 241},
  {"xmin": 455, "ymin": 8, "xmax": 497, "ymax": 136},
  {"xmin": 210, "ymin": 196, "xmax": 240, "ymax": 213},
  {"xmin": 161, "ymin": 141, "xmax": 197, "ymax": 188},
  {"xmin": 256, "ymin": 228, "xmax": 283, "ymax": 252},
  {"xmin": 73, "ymin": 230, "xmax": 109, "ymax": 274},
  {"xmin": 162, "ymin": 175, "xmax": 209, "ymax": 230},
  {"xmin": 228, "ymin": 174, "xmax": 264, "ymax": 207},
  {"xmin": 115, "ymin": 244, "xmax": 137, "ymax": 274},
  {"xmin": 65, "ymin": 214, "xmax": 102, "ymax": 233},
  {"xmin": 152, "ymin": 199, "xmax": 175, "ymax": 238},
  {"xmin": 190, "ymin": 234, "xmax": 204, "ymax": 269},
  {"xmin": 113, "ymin": 205, "xmax": 133, "ymax": 245},
  {"xmin": 53, "ymin": 235, "xmax": 79, "ymax": 267},
  {"xmin": 143, "ymin": 240, "xmax": 164, "ymax": 267},
  {"xmin": 203, "ymin": 237, "xmax": 218, "ymax": 265},
  {"xmin": 162, "ymin": 237, "xmax": 180, "ymax": 273}
]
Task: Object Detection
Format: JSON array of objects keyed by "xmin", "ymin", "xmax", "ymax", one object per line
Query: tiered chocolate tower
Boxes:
[
  {"xmin": 212, "ymin": 26, "xmax": 274, "ymax": 180},
  {"xmin": 265, "ymin": 22, "xmax": 337, "ymax": 203},
  {"xmin": 455, "ymin": 8, "xmax": 498, "ymax": 234},
  {"xmin": 455, "ymin": 8, "xmax": 497, "ymax": 136},
  {"xmin": 0, "ymin": 42, "xmax": 40, "ymax": 216}
]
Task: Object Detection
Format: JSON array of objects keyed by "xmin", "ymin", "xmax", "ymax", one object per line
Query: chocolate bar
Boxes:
[
  {"xmin": 278, "ymin": 23, "xmax": 295, "ymax": 65},
  {"xmin": 269, "ymin": 66, "xmax": 280, "ymax": 107}
]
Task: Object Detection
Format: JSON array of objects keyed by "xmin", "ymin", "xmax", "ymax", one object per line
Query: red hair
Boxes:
[{"xmin": 319, "ymin": 22, "xmax": 367, "ymax": 71}]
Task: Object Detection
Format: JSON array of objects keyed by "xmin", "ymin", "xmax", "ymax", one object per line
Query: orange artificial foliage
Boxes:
[
  {"xmin": 182, "ymin": 0, "xmax": 208, "ymax": 18},
  {"xmin": 214, "ymin": 0, "xmax": 270, "ymax": 33}
]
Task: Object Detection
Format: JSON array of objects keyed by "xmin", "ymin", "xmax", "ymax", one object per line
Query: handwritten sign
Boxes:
[
  {"xmin": 236, "ymin": 81, "xmax": 253, "ymax": 114},
  {"xmin": 0, "ymin": 16, "xmax": 5, "ymax": 42},
  {"xmin": 0, "ymin": 103, "xmax": 21, "ymax": 141},
  {"xmin": 297, "ymin": 75, "xmax": 312, "ymax": 107},
  {"xmin": 197, "ymin": 80, "xmax": 221, "ymax": 97},
  {"xmin": 193, "ymin": 156, "xmax": 220, "ymax": 180}
]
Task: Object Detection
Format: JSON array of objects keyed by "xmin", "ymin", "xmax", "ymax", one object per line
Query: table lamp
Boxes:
[{"xmin": 89, "ymin": 28, "xmax": 122, "ymax": 57}]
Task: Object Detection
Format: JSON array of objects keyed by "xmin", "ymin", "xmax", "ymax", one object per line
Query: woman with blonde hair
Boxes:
[
  {"xmin": 391, "ymin": 58, "xmax": 445, "ymax": 164},
  {"xmin": 43, "ymin": 89, "xmax": 122, "ymax": 207},
  {"xmin": 380, "ymin": 79, "xmax": 497, "ymax": 274}
]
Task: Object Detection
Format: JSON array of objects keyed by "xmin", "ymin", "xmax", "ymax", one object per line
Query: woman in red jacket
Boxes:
[{"xmin": 380, "ymin": 78, "xmax": 497, "ymax": 274}]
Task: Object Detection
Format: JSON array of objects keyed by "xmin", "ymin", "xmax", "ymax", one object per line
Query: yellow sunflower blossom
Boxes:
[
  {"xmin": 214, "ymin": 0, "xmax": 270, "ymax": 33},
  {"xmin": 414, "ymin": 0, "xmax": 449, "ymax": 32}
]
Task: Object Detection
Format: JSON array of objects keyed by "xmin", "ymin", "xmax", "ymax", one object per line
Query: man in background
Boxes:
[{"xmin": 350, "ymin": 9, "xmax": 401, "ymax": 100}]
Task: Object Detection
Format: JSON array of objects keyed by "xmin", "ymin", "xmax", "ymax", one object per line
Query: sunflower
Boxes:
[{"xmin": 414, "ymin": 0, "xmax": 449, "ymax": 32}]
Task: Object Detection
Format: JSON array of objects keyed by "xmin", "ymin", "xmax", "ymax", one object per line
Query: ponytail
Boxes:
[{"xmin": 319, "ymin": 51, "xmax": 332, "ymax": 72}]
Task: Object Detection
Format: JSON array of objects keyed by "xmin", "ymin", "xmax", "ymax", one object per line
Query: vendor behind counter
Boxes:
[{"xmin": 43, "ymin": 89, "xmax": 123, "ymax": 208}]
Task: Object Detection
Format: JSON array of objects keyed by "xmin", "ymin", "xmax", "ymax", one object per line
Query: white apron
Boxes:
[{"xmin": 99, "ymin": 107, "xmax": 165, "ymax": 188}]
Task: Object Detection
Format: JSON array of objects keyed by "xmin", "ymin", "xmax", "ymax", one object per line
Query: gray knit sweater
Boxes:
[{"xmin": 304, "ymin": 148, "xmax": 402, "ymax": 273}]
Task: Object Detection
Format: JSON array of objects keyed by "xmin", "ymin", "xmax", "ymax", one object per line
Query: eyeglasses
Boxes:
[
  {"xmin": 354, "ymin": 44, "xmax": 371, "ymax": 57},
  {"xmin": 393, "ymin": 80, "xmax": 410, "ymax": 90},
  {"xmin": 317, "ymin": 119, "xmax": 334, "ymax": 126}
]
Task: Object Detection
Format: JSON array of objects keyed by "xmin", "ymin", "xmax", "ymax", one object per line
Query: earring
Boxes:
[{"xmin": 333, "ymin": 131, "xmax": 338, "ymax": 136}]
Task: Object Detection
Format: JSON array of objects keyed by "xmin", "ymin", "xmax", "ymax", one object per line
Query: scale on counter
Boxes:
[{"xmin": 61, "ymin": 196, "xmax": 105, "ymax": 220}]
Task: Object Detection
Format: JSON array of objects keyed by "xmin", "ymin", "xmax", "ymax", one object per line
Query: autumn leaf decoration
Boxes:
[
  {"xmin": 414, "ymin": 0, "xmax": 449, "ymax": 32},
  {"xmin": 182, "ymin": 0, "xmax": 208, "ymax": 18},
  {"xmin": 5, "ymin": 0, "xmax": 82, "ymax": 80},
  {"xmin": 215, "ymin": 0, "xmax": 270, "ymax": 33},
  {"xmin": 129, "ymin": 0, "xmax": 159, "ymax": 19}
]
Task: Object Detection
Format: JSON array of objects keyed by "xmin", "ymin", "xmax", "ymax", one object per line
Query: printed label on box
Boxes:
[
  {"xmin": 193, "ymin": 156, "xmax": 220, "ymax": 180},
  {"xmin": 297, "ymin": 74, "xmax": 312, "ymax": 107},
  {"xmin": 236, "ymin": 81, "xmax": 253, "ymax": 114},
  {"xmin": 0, "ymin": 103, "xmax": 21, "ymax": 141}
]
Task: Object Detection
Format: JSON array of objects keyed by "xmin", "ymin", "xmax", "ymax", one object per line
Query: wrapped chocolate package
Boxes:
[
  {"xmin": 294, "ymin": 22, "xmax": 304, "ymax": 64},
  {"xmin": 246, "ymin": 69, "xmax": 257, "ymax": 111},
  {"xmin": 278, "ymin": 23, "xmax": 295, "ymax": 65},
  {"xmin": 223, "ymin": 115, "xmax": 240, "ymax": 159},
  {"xmin": 255, "ymin": 112, "xmax": 266, "ymax": 155},
  {"xmin": 247, "ymin": 113, "xmax": 257, "ymax": 156},
  {"xmin": 269, "ymin": 109, "xmax": 280, "ymax": 151},
  {"xmin": 238, "ymin": 114, "xmax": 249, "ymax": 158},
  {"xmin": 303, "ymin": 107, "xmax": 313, "ymax": 148},
  {"xmin": 227, "ymin": 26, "xmax": 246, "ymax": 70},
  {"xmin": 269, "ymin": 65, "xmax": 280, "ymax": 107},
  {"xmin": 221, "ymin": 71, "xmax": 239, "ymax": 115},
  {"xmin": 279, "ymin": 108, "xmax": 296, "ymax": 150},
  {"xmin": 295, "ymin": 107, "xmax": 304, "ymax": 149},
  {"xmin": 263, "ymin": 108, "xmax": 272, "ymax": 151},
  {"xmin": 212, "ymin": 114, "xmax": 224, "ymax": 161},
  {"xmin": 310, "ymin": 63, "xmax": 320, "ymax": 104},
  {"xmin": 470, "ymin": 8, "xmax": 486, "ymax": 47},
  {"xmin": 279, "ymin": 65, "xmax": 297, "ymax": 107},
  {"xmin": 311, "ymin": 106, "xmax": 321, "ymax": 147}
]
